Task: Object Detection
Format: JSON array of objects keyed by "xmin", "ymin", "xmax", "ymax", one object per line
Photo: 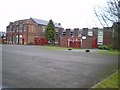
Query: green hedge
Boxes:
[{"xmin": 98, "ymin": 45, "xmax": 111, "ymax": 50}]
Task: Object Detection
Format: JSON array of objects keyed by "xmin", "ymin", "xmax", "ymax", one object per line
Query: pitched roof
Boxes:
[{"xmin": 30, "ymin": 18, "xmax": 62, "ymax": 28}]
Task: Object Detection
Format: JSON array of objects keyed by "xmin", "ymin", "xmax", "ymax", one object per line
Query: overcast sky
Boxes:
[{"xmin": 0, "ymin": 0, "xmax": 106, "ymax": 32}]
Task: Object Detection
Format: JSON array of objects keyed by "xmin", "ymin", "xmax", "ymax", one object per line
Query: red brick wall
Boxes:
[
  {"xmin": 60, "ymin": 29, "xmax": 70, "ymax": 47},
  {"xmin": 74, "ymin": 28, "xmax": 79, "ymax": 38},
  {"xmin": 82, "ymin": 28, "xmax": 88, "ymax": 36},
  {"xmin": 58, "ymin": 28, "xmax": 64, "ymax": 46},
  {"xmin": 60, "ymin": 36, "xmax": 68, "ymax": 47},
  {"xmin": 66, "ymin": 29, "xmax": 70, "ymax": 37},
  {"xmin": 7, "ymin": 18, "xmax": 63, "ymax": 45},
  {"xmin": 103, "ymin": 28, "xmax": 113, "ymax": 46},
  {"xmin": 6, "ymin": 19, "xmax": 45, "ymax": 45},
  {"xmin": 82, "ymin": 36, "xmax": 92, "ymax": 49}
]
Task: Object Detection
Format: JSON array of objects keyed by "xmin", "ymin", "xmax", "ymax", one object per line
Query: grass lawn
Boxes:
[
  {"xmin": 97, "ymin": 49, "xmax": 120, "ymax": 55},
  {"xmin": 44, "ymin": 46, "xmax": 79, "ymax": 50},
  {"xmin": 93, "ymin": 70, "xmax": 119, "ymax": 88},
  {"xmin": 44, "ymin": 46, "xmax": 68, "ymax": 50}
]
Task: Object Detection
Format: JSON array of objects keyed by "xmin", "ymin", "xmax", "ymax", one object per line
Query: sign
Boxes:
[{"xmin": 82, "ymin": 36, "xmax": 86, "ymax": 39}]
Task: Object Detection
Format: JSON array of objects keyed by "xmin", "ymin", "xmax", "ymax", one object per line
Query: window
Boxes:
[
  {"xmin": 19, "ymin": 24, "xmax": 23, "ymax": 32},
  {"xmin": 16, "ymin": 22, "xmax": 19, "ymax": 25},
  {"xmin": 19, "ymin": 35, "xmax": 23, "ymax": 44},
  {"xmin": 55, "ymin": 28, "xmax": 59, "ymax": 32},
  {"xmin": 7, "ymin": 27, "xmax": 9, "ymax": 33},
  {"xmin": 70, "ymin": 32, "xmax": 74, "ymax": 37},
  {"xmin": 42, "ymin": 26, "xmax": 45, "ymax": 32},
  {"xmin": 56, "ymin": 32, "xmax": 58, "ymax": 35},
  {"xmin": 62, "ymin": 32, "xmax": 66, "ymax": 36},
  {"xmin": 97, "ymin": 31, "xmax": 103, "ymax": 45},
  {"xmin": 16, "ymin": 26, "xmax": 19, "ymax": 32},
  {"xmin": 10, "ymin": 26, "xmax": 12, "ymax": 32},
  {"xmin": 88, "ymin": 30, "xmax": 93, "ymax": 36},
  {"xmin": 16, "ymin": 35, "xmax": 18, "ymax": 44},
  {"xmin": 78, "ymin": 31, "xmax": 82, "ymax": 37},
  {"xmin": 16, "ymin": 35, "xmax": 22, "ymax": 44},
  {"xmin": 24, "ymin": 25, "xmax": 27, "ymax": 32}
]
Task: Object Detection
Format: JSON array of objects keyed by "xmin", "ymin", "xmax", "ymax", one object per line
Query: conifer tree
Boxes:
[{"xmin": 45, "ymin": 19, "xmax": 56, "ymax": 45}]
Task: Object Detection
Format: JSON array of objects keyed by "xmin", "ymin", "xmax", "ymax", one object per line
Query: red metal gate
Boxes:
[{"xmin": 70, "ymin": 41, "xmax": 80, "ymax": 48}]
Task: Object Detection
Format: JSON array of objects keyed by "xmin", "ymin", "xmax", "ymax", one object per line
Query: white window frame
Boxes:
[{"xmin": 88, "ymin": 30, "xmax": 93, "ymax": 36}]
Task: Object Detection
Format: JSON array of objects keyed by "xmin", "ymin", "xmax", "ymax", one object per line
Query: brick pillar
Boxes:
[
  {"xmin": 74, "ymin": 28, "xmax": 79, "ymax": 38},
  {"xmin": 66, "ymin": 28, "xmax": 70, "ymax": 37},
  {"xmin": 58, "ymin": 28, "xmax": 64, "ymax": 46},
  {"xmin": 82, "ymin": 28, "xmax": 88, "ymax": 36},
  {"xmin": 92, "ymin": 27, "xmax": 98, "ymax": 38},
  {"xmin": 66, "ymin": 29, "xmax": 71, "ymax": 47},
  {"xmin": 92, "ymin": 28, "xmax": 98, "ymax": 48}
]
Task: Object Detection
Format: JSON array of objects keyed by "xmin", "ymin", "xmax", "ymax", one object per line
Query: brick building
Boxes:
[
  {"xmin": 60, "ymin": 28, "xmax": 98, "ymax": 49},
  {"xmin": 6, "ymin": 18, "xmax": 63, "ymax": 45},
  {"xmin": 6, "ymin": 18, "xmax": 115, "ymax": 49},
  {"xmin": 103, "ymin": 27, "xmax": 114, "ymax": 47},
  {"xmin": 0, "ymin": 32, "xmax": 6, "ymax": 44}
]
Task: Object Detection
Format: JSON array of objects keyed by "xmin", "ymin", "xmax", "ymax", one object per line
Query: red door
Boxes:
[
  {"xmin": 22, "ymin": 38, "xmax": 24, "ymax": 45},
  {"xmin": 92, "ymin": 38, "xmax": 97, "ymax": 48}
]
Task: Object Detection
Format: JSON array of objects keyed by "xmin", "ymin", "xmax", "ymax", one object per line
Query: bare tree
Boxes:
[
  {"xmin": 94, "ymin": 0, "xmax": 120, "ymax": 27},
  {"xmin": 94, "ymin": 0, "xmax": 120, "ymax": 49}
]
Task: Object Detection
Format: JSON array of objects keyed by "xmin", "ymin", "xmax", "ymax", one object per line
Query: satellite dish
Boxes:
[{"xmin": 82, "ymin": 36, "xmax": 86, "ymax": 39}]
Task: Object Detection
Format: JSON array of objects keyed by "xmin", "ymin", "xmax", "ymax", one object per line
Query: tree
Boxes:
[
  {"xmin": 94, "ymin": 0, "xmax": 120, "ymax": 27},
  {"xmin": 2, "ymin": 34, "xmax": 4, "ymax": 39},
  {"xmin": 94, "ymin": 0, "xmax": 120, "ymax": 49},
  {"xmin": 113, "ymin": 22, "xmax": 120, "ymax": 49},
  {"xmin": 45, "ymin": 19, "xmax": 56, "ymax": 46}
]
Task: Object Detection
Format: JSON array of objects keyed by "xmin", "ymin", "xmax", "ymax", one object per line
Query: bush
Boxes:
[{"xmin": 98, "ymin": 45, "xmax": 111, "ymax": 50}]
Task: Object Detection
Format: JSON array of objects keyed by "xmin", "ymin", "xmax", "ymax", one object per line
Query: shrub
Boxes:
[{"xmin": 98, "ymin": 45, "xmax": 111, "ymax": 50}]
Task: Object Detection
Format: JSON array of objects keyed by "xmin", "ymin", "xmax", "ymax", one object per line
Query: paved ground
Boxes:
[{"xmin": 2, "ymin": 45, "xmax": 118, "ymax": 88}]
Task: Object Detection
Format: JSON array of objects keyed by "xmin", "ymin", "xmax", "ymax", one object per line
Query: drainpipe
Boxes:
[{"xmin": 26, "ymin": 24, "xmax": 28, "ymax": 45}]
